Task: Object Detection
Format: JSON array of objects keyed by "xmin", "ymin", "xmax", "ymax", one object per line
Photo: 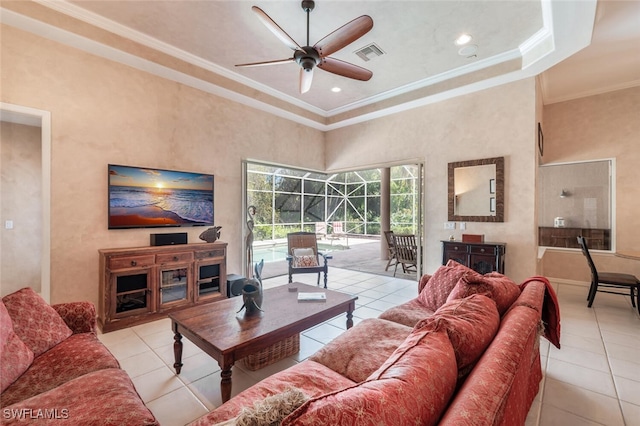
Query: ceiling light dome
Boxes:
[{"xmin": 455, "ymin": 33, "xmax": 473, "ymax": 46}]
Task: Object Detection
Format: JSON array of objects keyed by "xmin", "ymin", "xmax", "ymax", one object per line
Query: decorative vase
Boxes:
[{"xmin": 238, "ymin": 278, "xmax": 263, "ymax": 315}]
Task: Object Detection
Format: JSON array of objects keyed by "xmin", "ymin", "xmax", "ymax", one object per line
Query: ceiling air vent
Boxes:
[{"xmin": 355, "ymin": 43, "xmax": 385, "ymax": 62}]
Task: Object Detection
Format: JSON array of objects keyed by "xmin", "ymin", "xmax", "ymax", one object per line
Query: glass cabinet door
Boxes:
[{"xmin": 159, "ymin": 264, "xmax": 191, "ymax": 307}]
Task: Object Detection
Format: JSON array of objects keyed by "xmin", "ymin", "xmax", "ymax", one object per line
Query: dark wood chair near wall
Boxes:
[
  {"xmin": 577, "ymin": 236, "xmax": 640, "ymax": 314},
  {"xmin": 286, "ymin": 232, "xmax": 332, "ymax": 288},
  {"xmin": 392, "ymin": 234, "xmax": 418, "ymax": 277}
]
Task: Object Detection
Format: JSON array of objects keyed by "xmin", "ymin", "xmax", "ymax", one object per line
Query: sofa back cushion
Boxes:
[
  {"xmin": 1, "ymin": 301, "xmax": 34, "ymax": 392},
  {"xmin": 2, "ymin": 287, "xmax": 72, "ymax": 357},
  {"xmin": 418, "ymin": 260, "xmax": 481, "ymax": 311},
  {"xmin": 446, "ymin": 271, "xmax": 521, "ymax": 315},
  {"xmin": 282, "ymin": 329, "xmax": 458, "ymax": 426},
  {"xmin": 415, "ymin": 294, "xmax": 500, "ymax": 375}
]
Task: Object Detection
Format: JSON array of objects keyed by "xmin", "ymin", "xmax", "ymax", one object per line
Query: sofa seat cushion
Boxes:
[
  {"xmin": 189, "ymin": 360, "xmax": 355, "ymax": 426},
  {"xmin": 418, "ymin": 260, "xmax": 482, "ymax": 311},
  {"xmin": 447, "ymin": 271, "xmax": 520, "ymax": 315},
  {"xmin": 378, "ymin": 298, "xmax": 435, "ymax": 327},
  {"xmin": 282, "ymin": 329, "xmax": 458, "ymax": 426},
  {"xmin": 2, "ymin": 288, "xmax": 72, "ymax": 357},
  {"xmin": 1, "ymin": 301, "xmax": 34, "ymax": 393},
  {"xmin": 416, "ymin": 294, "xmax": 500, "ymax": 377},
  {"xmin": 1, "ymin": 332, "xmax": 119, "ymax": 406},
  {"xmin": 2, "ymin": 368, "xmax": 158, "ymax": 425},
  {"xmin": 308, "ymin": 318, "xmax": 412, "ymax": 382}
]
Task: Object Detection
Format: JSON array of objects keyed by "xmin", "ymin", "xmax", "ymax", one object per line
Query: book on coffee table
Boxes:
[{"xmin": 297, "ymin": 292, "xmax": 326, "ymax": 302}]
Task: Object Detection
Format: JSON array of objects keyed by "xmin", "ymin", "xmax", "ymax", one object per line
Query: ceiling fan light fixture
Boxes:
[{"xmin": 455, "ymin": 33, "xmax": 473, "ymax": 46}]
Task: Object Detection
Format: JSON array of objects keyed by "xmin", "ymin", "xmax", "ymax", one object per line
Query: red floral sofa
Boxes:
[
  {"xmin": 190, "ymin": 260, "xmax": 560, "ymax": 426},
  {"xmin": 1, "ymin": 287, "xmax": 158, "ymax": 425}
]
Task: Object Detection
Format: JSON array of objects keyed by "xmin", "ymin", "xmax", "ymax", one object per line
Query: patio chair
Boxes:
[
  {"xmin": 287, "ymin": 232, "xmax": 332, "ymax": 288},
  {"xmin": 384, "ymin": 230, "xmax": 400, "ymax": 272},
  {"xmin": 577, "ymin": 236, "xmax": 639, "ymax": 314},
  {"xmin": 392, "ymin": 234, "xmax": 418, "ymax": 277},
  {"xmin": 315, "ymin": 222, "xmax": 327, "ymax": 239}
]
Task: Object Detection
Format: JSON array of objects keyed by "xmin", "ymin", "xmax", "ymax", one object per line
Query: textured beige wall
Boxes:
[
  {"xmin": 326, "ymin": 79, "xmax": 539, "ymax": 284},
  {"xmin": 0, "ymin": 25, "xmax": 325, "ymax": 305},
  {"xmin": 541, "ymin": 87, "xmax": 640, "ymax": 281},
  {"xmin": 1, "ymin": 122, "xmax": 42, "ymax": 296}
]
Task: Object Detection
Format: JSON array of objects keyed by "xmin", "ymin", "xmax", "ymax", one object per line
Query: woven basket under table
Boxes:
[{"xmin": 242, "ymin": 333, "xmax": 300, "ymax": 371}]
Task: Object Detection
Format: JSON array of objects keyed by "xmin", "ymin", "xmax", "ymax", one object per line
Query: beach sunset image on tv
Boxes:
[{"xmin": 108, "ymin": 165, "xmax": 214, "ymax": 229}]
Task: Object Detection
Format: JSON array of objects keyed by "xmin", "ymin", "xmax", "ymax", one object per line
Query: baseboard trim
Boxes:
[{"xmin": 546, "ymin": 278, "xmax": 589, "ymax": 287}]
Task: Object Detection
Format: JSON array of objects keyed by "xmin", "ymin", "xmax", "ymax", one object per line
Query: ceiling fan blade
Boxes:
[
  {"xmin": 252, "ymin": 6, "xmax": 301, "ymax": 51},
  {"xmin": 314, "ymin": 15, "xmax": 373, "ymax": 57},
  {"xmin": 318, "ymin": 57, "xmax": 372, "ymax": 81},
  {"xmin": 299, "ymin": 68, "xmax": 314, "ymax": 94},
  {"xmin": 236, "ymin": 58, "xmax": 295, "ymax": 68}
]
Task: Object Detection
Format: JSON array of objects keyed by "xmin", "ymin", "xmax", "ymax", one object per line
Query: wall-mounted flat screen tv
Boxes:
[{"xmin": 108, "ymin": 164, "xmax": 214, "ymax": 229}]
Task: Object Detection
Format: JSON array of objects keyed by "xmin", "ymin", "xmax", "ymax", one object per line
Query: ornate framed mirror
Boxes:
[{"xmin": 448, "ymin": 156, "xmax": 504, "ymax": 222}]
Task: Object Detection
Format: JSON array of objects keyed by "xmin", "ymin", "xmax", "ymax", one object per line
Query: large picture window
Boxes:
[{"xmin": 245, "ymin": 162, "xmax": 420, "ymax": 243}]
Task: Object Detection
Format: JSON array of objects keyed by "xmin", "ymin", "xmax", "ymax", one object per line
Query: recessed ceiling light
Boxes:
[
  {"xmin": 455, "ymin": 34, "xmax": 473, "ymax": 46},
  {"xmin": 331, "ymin": 87, "xmax": 342, "ymax": 93},
  {"xmin": 458, "ymin": 44, "xmax": 478, "ymax": 57}
]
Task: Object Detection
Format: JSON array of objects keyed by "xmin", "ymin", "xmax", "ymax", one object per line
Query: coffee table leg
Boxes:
[
  {"xmin": 220, "ymin": 359, "xmax": 233, "ymax": 403},
  {"xmin": 346, "ymin": 301, "xmax": 355, "ymax": 329},
  {"xmin": 173, "ymin": 329, "xmax": 183, "ymax": 374}
]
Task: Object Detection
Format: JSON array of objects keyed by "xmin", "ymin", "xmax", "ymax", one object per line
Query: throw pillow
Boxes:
[
  {"xmin": 418, "ymin": 260, "xmax": 482, "ymax": 311},
  {"xmin": 415, "ymin": 294, "xmax": 500, "ymax": 373},
  {"xmin": 292, "ymin": 248, "xmax": 318, "ymax": 268},
  {"xmin": 446, "ymin": 271, "xmax": 521, "ymax": 315},
  {"xmin": 236, "ymin": 388, "xmax": 309, "ymax": 426},
  {"xmin": 282, "ymin": 329, "xmax": 458, "ymax": 426},
  {"xmin": 1, "ymin": 301, "xmax": 34, "ymax": 392},
  {"xmin": 2, "ymin": 287, "xmax": 73, "ymax": 357}
]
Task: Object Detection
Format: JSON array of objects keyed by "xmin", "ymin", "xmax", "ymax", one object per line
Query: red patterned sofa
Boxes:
[
  {"xmin": 190, "ymin": 261, "xmax": 560, "ymax": 426},
  {"xmin": 1, "ymin": 287, "xmax": 158, "ymax": 425}
]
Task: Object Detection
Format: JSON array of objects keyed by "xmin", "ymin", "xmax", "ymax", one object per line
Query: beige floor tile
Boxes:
[
  {"xmin": 539, "ymin": 403, "xmax": 604, "ymax": 425},
  {"xmin": 302, "ymin": 322, "xmax": 345, "ymax": 344},
  {"xmin": 601, "ymin": 329, "xmax": 640, "ymax": 349},
  {"xmin": 146, "ymin": 386, "xmax": 208, "ymax": 426},
  {"xmin": 608, "ymin": 357, "xmax": 640, "ymax": 382},
  {"xmin": 548, "ymin": 344, "xmax": 610, "ymax": 372},
  {"xmin": 188, "ymin": 368, "xmax": 257, "ymax": 410},
  {"xmin": 131, "ymin": 365, "xmax": 185, "ymax": 403},
  {"xmin": 558, "ymin": 331, "xmax": 605, "ymax": 355},
  {"xmin": 525, "ymin": 400, "xmax": 541, "ymax": 426},
  {"xmin": 118, "ymin": 349, "xmax": 166, "ymax": 378},
  {"xmin": 154, "ymin": 338, "xmax": 204, "ymax": 366},
  {"xmin": 293, "ymin": 334, "xmax": 326, "ymax": 361},
  {"xmin": 104, "ymin": 333, "xmax": 152, "ymax": 360},
  {"xmin": 542, "ymin": 378, "xmax": 624, "ymax": 425},
  {"xmin": 138, "ymin": 327, "xmax": 177, "ymax": 349},
  {"xmin": 97, "ymin": 326, "xmax": 136, "ymax": 346},
  {"xmin": 236, "ymin": 356, "xmax": 299, "ymax": 383},
  {"xmin": 176, "ymin": 351, "xmax": 222, "ymax": 385},
  {"xmin": 613, "ymin": 375, "xmax": 640, "ymax": 406},
  {"xmin": 620, "ymin": 402, "xmax": 640, "ymax": 426},
  {"xmin": 605, "ymin": 341, "xmax": 640, "ymax": 365},
  {"xmin": 131, "ymin": 317, "xmax": 172, "ymax": 337},
  {"xmin": 546, "ymin": 358, "xmax": 617, "ymax": 397}
]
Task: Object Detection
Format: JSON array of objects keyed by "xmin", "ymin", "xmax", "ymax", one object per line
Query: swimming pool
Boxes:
[{"xmin": 252, "ymin": 242, "xmax": 346, "ymax": 263}]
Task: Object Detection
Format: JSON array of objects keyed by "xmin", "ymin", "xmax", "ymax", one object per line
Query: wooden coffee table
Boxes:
[{"xmin": 169, "ymin": 282, "xmax": 358, "ymax": 403}]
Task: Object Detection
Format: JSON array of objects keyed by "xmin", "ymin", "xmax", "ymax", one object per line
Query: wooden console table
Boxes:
[
  {"xmin": 442, "ymin": 240, "xmax": 506, "ymax": 274},
  {"xmin": 99, "ymin": 242, "xmax": 227, "ymax": 332}
]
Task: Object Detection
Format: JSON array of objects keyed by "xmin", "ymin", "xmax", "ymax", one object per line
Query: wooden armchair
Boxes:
[
  {"xmin": 392, "ymin": 234, "xmax": 418, "ymax": 277},
  {"xmin": 384, "ymin": 230, "xmax": 400, "ymax": 272},
  {"xmin": 286, "ymin": 232, "xmax": 332, "ymax": 288}
]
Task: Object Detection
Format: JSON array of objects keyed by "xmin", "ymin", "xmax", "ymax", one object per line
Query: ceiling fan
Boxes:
[{"xmin": 236, "ymin": 0, "xmax": 374, "ymax": 94}]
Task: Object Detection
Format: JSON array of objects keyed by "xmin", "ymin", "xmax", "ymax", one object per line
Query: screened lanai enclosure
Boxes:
[{"xmin": 245, "ymin": 162, "xmax": 420, "ymax": 245}]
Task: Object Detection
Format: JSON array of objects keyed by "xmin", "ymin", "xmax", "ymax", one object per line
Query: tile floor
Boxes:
[{"xmin": 97, "ymin": 268, "xmax": 640, "ymax": 426}]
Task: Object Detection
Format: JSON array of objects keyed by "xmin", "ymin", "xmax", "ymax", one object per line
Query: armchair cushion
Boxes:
[
  {"xmin": 52, "ymin": 302, "xmax": 97, "ymax": 334},
  {"xmin": 2, "ymin": 288, "xmax": 72, "ymax": 357},
  {"xmin": 1, "ymin": 301, "xmax": 34, "ymax": 393},
  {"xmin": 418, "ymin": 260, "xmax": 481, "ymax": 311},
  {"xmin": 292, "ymin": 248, "xmax": 319, "ymax": 268}
]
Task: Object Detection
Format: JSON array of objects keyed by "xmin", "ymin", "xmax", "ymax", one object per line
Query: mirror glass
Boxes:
[{"xmin": 448, "ymin": 157, "xmax": 504, "ymax": 222}]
